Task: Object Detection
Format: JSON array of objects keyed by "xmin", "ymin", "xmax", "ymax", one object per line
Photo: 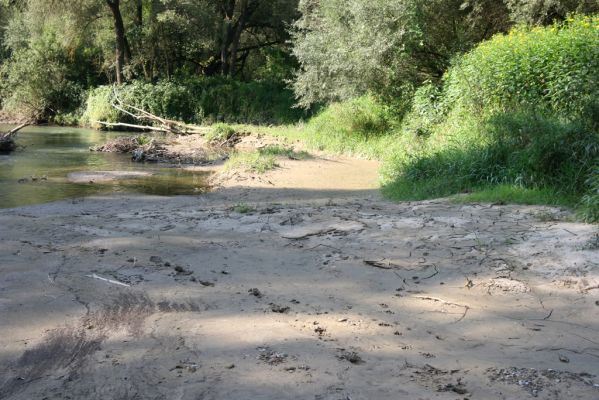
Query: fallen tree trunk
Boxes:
[
  {"xmin": 93, "ymin": 121, "xmax": 171, "ymax": 133},
  {"xmin": 97, "ymin": 87, "xmax": 205, "ymax": 136},
  {"xmin": 0, "ymin": 123, "xmax": 29, "ymax": 153}
]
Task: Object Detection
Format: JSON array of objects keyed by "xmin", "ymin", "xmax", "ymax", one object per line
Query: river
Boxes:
[{"xmin": 0, "ymin": 125, "xmax": 210, "ymax": 208}]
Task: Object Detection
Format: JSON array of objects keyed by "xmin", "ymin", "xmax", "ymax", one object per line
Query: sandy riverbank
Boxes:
[{"xmin": 1, "ymin": 146, "xmax": 599, "ymax": 399}]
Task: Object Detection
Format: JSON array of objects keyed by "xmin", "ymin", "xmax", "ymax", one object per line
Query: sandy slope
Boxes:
[{"xmin": 1, "ymin": 155, "xmax": 598, "ymax": 400}]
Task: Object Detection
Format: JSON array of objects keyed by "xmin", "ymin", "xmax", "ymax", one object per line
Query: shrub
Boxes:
[
  {"xmin": 82, "ymin": 77, "xmax": 308, "ymax": 128},
  {"xmin": 224, "ymin": 151, "xmax": 277, "ymax": 173},
  {"xmin": 289, "ymin": 95, "xmax": 398, "ymax": 157},
  {"xmin": 444, "ymin": 15, "xmax": 599, "ymax": 119},
  {"xmin": 579, "ymin": 167, "xmax": 599, "ymax": 223},
  {"xmin": 82, "ymin": 85, "xmax": 121, "ymax": 128},
  {"xmin": 0, "ymin": 32, "xmax": 84, "ymax": 121},
  {"xmin": 205, "ymin": 123, "xmax": 237, "ymax": 144},
  {"xmin": 258, "ymin": 145, "xmax": 311, "ymax": 160},
  {"xmin": 382, "ymin": 16, "xmax": 599, "ymax": 213},
  {"xmin": 402, "ymin": 82, "xmax": 444, "ymax": 137}
]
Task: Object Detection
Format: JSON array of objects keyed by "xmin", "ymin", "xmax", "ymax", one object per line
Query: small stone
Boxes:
[
  {"xmin": 150, "ymin": 256, "xmax": 163, "ymax": 264},
  {"xmin": 270, "ymin": 303, "xmax": 290, "ymax": 313},
  {"xmin": 337, "ymin": 351, "xmax": 364, "ymax": 365}
]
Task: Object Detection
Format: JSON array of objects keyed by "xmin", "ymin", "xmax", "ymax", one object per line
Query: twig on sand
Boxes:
[
  {"xmin": 364, "ymin": 259, "xmax": 393, "ymax": 269},
  {"xmin": 413, "ymin": 295, "xmax": 470, "ymax": 322},
  {"xmin": 420, "ymin": 264, "xmax": 439, "ymax": 280},
  {"xmin": 86, "ymin": 273, "xmax": 130, "ymax": 287}
]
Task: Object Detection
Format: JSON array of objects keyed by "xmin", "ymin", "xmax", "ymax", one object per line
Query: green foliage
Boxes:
[
  {"xmin": 82, "ymin": 86, "xmax": 120, "ymax": 129},
  {"xmin": 402, "ymin": 82, "xmax": 444, "ymax": 137},
  {"xmin": 82, "ymin": 78, "xmax": 306, "ymax": 127},
  {"xmin": 206, "ymin": 123, "xmax": 237, "ymax": 143},
  {"xmin": 258, "ymin": 145, "xmax": 311, "ymax": 160},
  {"xmin": 445, "ymin": 16, "xmax": 599, "ymax": 119},
  {"xmin": 292, "ymin": 0, "xmax": 511, "ymax": 106},
  {"xmin": 247, "ymin": 96, "xmax": 402, "ymax": 159},
  {"xmin": 579, "ymin": 167, "xmax": 599, "ymax": 223},
  {"xmin": 232, "ymin": 203, "xmax": 256, "ymax": 214},
  {"xmin": 284, "ymin": 96, "xmax": 397, "ymax": 157},
  {"xmin": 224, "ymin": 151, "xmax": 278, "ymax": 173},
  {"xmin": 383, "ymin": 109, "xmax": 598, "ymax": 204},
  {"xmin": 507, "ymin": 0, "xmax": 599, "ymax": 25},
  {"xmin": 0, "ymin": 32, "xmax": 84, "ymax": 120},
  {"xmin": 136, "ymin": 135, "xmax": 152, "ymax": 146},
  {"xmin": 381, "ymin": 18, "xmax": 599, "ymax": 218}
]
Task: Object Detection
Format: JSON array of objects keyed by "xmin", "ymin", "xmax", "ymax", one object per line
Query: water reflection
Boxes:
[{"xmin": 0, "ymin": 125, "xmax": 210, "ymax": 208}]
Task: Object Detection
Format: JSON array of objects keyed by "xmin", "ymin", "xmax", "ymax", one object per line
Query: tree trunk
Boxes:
[
  {"xmin": 136, "ymin": 0, "xmax": 143, "ymax": 27},
  {"xmin": 229, "ymin": 0, "xmax": 249, "ymax": 77},
  {"xmin": 0, "ymin": 123, "xmax": 29, "ymax": 153},
  {"xmin": 106, "ymin": 0, "xmax": 127, "ymax": 85},
  {"xmin": 220, "ymin": 0, "xmax": 236, "ymax": 76}
]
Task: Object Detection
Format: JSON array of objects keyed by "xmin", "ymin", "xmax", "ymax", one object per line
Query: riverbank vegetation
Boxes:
[{"xmin": 0, "ymin": 1, "xmax": 597, "ymax": 220}]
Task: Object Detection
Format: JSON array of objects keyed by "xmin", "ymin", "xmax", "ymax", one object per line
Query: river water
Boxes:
[{"xmin": 0, "ymin": 125, "xmax": 210, "ymax": 208}]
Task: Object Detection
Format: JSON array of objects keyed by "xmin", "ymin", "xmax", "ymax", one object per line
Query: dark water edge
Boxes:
[{"xmin": 0, "ymin": 125, "xmax": 210, "ymax": 209}]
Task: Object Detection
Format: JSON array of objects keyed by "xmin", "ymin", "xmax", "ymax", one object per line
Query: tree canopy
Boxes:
[{"xmin": 0, "ymin": 0, "xmax": 597, "ymax": 119}]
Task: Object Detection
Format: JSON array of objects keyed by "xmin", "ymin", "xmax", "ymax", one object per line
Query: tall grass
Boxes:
[
  {"xmin": 249, "ymin": 95, "xmax": 400, "ymax": 159},
  {"xmin": 380, "ymin": 15, "xmax": 599, "ymax": 221}
]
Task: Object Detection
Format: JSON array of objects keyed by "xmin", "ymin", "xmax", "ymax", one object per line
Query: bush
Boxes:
[
  {"xmin": 385, "ymin": 112, "xmax": 597, "ymax": 197},
  {"xmin": 382, "ymin": 16, "xmax": 599, "ymax": 214},
  {"xmin": 224, "ymin": 151, "xmax": 278, "ymax": 173},
  {"xmin": 0, "ymin": 32, "xmax": 84, "ymax": 121},
  {"xmin": 287, "ymin": 95, "xmax": 398, "ymax": 157},
  {"xmin": 580, "ymin": 167, "xmax": 599, "ymax": 223},
  {"xmin": 82, "ymin": 77, "xmax": 308, "ymax": 128},
  {"xmin": 444, "ymin": 15, "xmax": 599, "ymax": 119},
  {"xmin": 205, "ymin": 123, "xmax": 237, "ymax": 143}
]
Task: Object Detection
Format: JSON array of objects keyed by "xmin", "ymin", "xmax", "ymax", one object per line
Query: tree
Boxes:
[
  {"xmin": 507, "ymin": 0, "xmax": 599, "ymax": 25},
  {"xmin": 291, "ymin": 0, "xmax": 511, "ymax": 107},
  {"xmin": 106, "ymin": 0, "xmax": 128, "ymax": 84}
]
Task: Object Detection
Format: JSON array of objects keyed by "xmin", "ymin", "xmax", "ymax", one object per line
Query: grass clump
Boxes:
[
  {"xmin": 224, "ymin": 151, "xmax": 278, "ymax": 174},
  {"xmin": 206, "ymin": 123, "xmax": 237, "ymax": 144},
  {"xmin": 579, "ymin": 167, "xmax": 599, "ymax": 223},
  {"xmin": 136, "ymin": 135, "xmax": 152, "ymax": 146},
  {"xmin": 250, "ymin": 95, "xmax": 399, "ymax": 159},
  {"xmin": 258, "ymin": 145, "xmax": 311, "ymax": 160},
  {"xmin": 232, "ymin": 203, "xmax": 256, "ymax": 214},
  {"xmin": 223, "ymin": 145, "xmax": 312, "ymax": 174}
]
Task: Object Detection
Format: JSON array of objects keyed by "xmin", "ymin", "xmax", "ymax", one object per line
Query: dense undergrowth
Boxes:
[
  {"xmin": 382, "ymin": 16, "xmax": 598, "ymax": 221},
  {"xmin": 256, "ymin": 16, "xmax": 599, "ymax": 221},
  {"xmin": 78, "ymin": 77, "xmax": 308, "ymax": 127}
]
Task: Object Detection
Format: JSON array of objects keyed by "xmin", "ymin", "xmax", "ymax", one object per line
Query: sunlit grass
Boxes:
[{"xmin": 224, "ymin": 151, "xmax": 278, "ymax": 174}]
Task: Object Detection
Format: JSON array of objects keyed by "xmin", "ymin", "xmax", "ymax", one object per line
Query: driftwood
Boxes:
[
  {"xmin": 93, "ymin": 121, "xmax": 171, "ymax": 133},
  {"xmin": 0, "ymin": 123, "xmax": 30, "ymax": 152},
  {"xmin": 96, "ymin": 88, "xmax": 205, "ymax": 136}
]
